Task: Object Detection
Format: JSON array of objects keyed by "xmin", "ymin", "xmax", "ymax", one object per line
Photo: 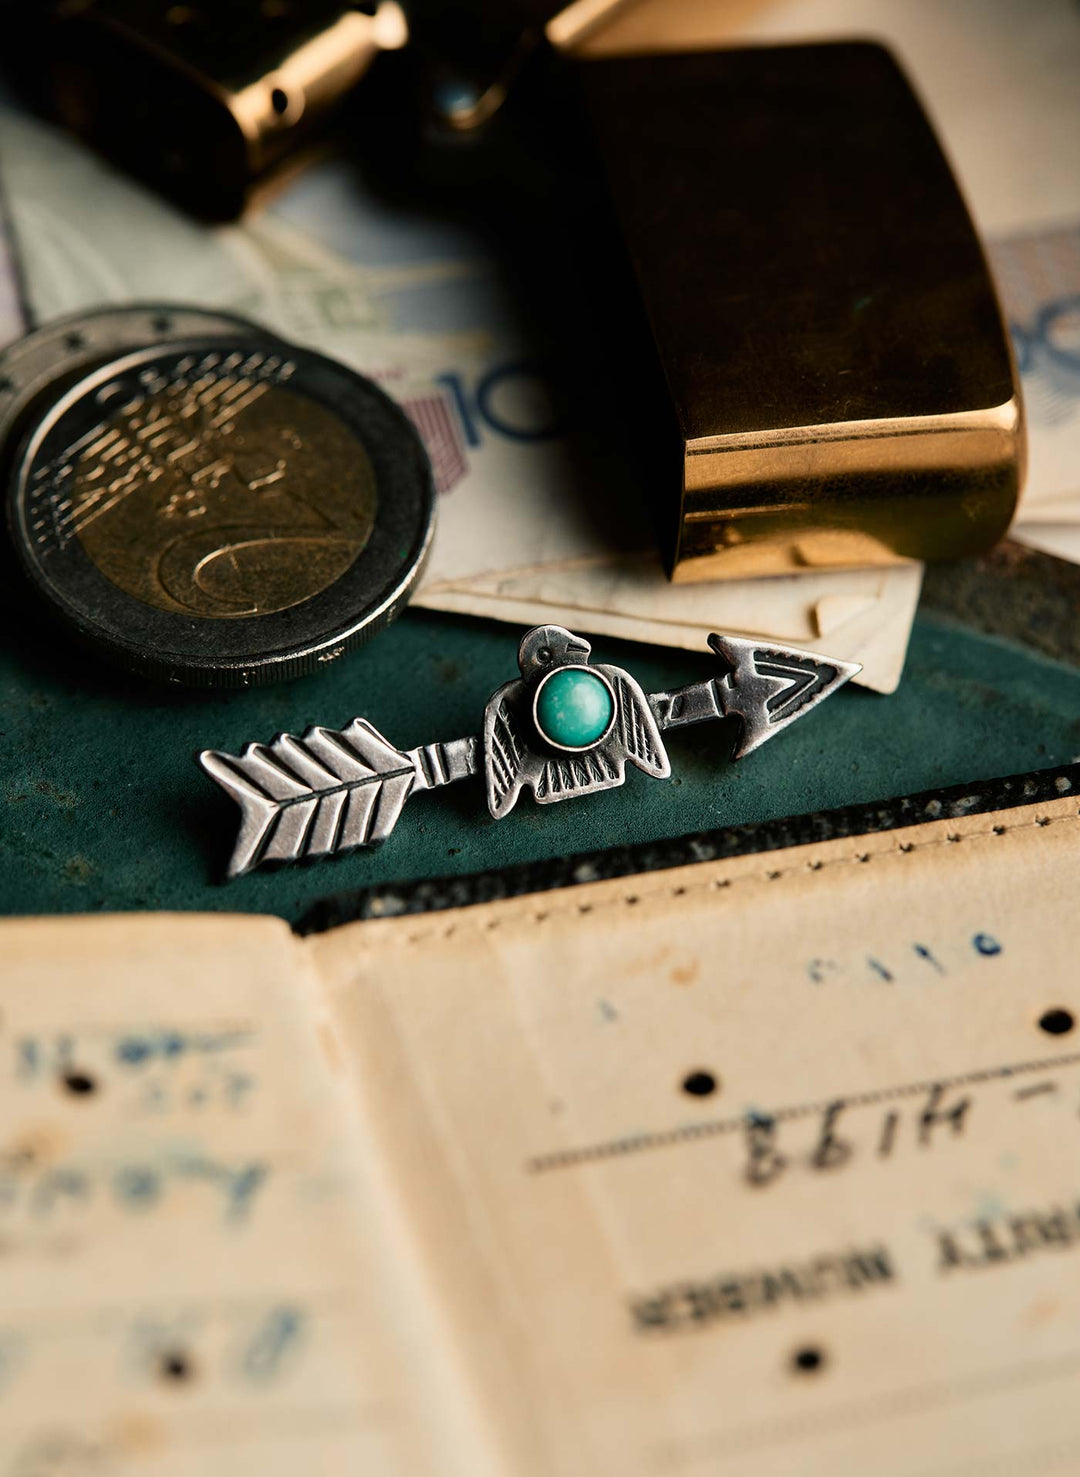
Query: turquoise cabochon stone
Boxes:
[{"xmin": 535, "ymin": 668, "xmax": 614, "ymax": 749}]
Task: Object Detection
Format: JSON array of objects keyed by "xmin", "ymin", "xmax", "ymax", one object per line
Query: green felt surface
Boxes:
[{"xmin": 1, "ymin": 608, "xmax": 1078, "ymax": 925}]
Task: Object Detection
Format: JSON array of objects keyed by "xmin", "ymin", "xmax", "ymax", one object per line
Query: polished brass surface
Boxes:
[
  {"xmin": 582, "ymin": 42, "xmax": 1025, "ymax": 581},
  {"xmin": 545, "ymin": 0, "xmax": 635, "ymax": 51},
  {"xmin": 50, "ymin": 1, "xmax": 384, "ymax": 215},
  {"xmin": 44, "ymin": 0, "xmax": 625, "ymax": 197},
  {"xmin": 66, "ymin": 367, "xmax": 376, "ymax": 619}
]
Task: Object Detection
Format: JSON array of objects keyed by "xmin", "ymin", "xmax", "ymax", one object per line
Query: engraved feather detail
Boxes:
[
  {"xmin": 484, "ymin": 687, "xmax": 529, "ymax": 819},
  {"xmin": 535, "ymin": 748, "xmax": 618, "ymax": 800},
  {"xmin": 480, "ymin": 655, "xmax": 671, "ymax": 819},
  {"xmin": 198, "ymin": 720, "xmax": 416, "ymax": 878},
  {"xmin": 611, "ymin": 672, "xmax": 669, "ymax": 778}
]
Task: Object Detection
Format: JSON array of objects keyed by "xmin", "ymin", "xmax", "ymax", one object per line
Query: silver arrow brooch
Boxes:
[{"xmin": 197, "ymin": 625, "xmax": 861, "ymax": 879}]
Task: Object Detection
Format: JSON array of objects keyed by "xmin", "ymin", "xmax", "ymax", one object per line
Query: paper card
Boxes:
[
  {"xmin": 0, "ymin": 914, "xmax": 479, "ymax": 1477},
  {"xmin": 314, "ymin": 788, "xmax": 1080, "ymax": 1477},
  {"xmin": 417, "ymin": 560, "xmax": 922, "ymax": 694}
]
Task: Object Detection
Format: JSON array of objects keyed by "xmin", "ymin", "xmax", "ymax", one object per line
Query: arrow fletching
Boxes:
[{"xmin": 198, "ymin": 719, "xmax": 417, "ymax": 879}]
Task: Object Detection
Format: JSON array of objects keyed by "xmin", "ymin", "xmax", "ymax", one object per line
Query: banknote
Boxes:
[
  {"xmin": 990, "ymin": 226, "xmax": 1080, "ymax": 554},
  {"xmin": 0, "ymin": 103, "xmax": 919, "ymax": 692}
]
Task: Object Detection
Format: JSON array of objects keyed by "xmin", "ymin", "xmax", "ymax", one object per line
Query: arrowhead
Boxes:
[{"xmin": 707, "ymin": 634, "xmax": 862, "ymax": 759}]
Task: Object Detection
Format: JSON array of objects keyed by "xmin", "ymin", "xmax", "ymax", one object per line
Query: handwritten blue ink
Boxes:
[
  {"xmin": 973, "ymin": 933, "xmax": 1003, "ymax": 957},
  {"xmin": 117, "ymin": 1037, "xmax": 152, "ymax": 1066},
  {"xmin": 224, "ymin": 1073, "xmax": 255, "ymax": 1109},
  {"xmin": 913, "ymin": 943, "xmax": 945, "ymax": 975},
  {"xmin": 30, "ymin": 1169, "xmax": 90, "ymax": 1218},
  {"xmin": 114, "ymin": 1029, "xmax": 255, "ymax": 1069},
  {"xmin": 113, "ymin": 1166, "xmax": 162, "ymax": 1210},
  {"xmin": 242, "ymin": 1306, "xmax": 305, "ymax": 1383},
  {"xmin": 17, "ymin": 1034, "xmax": 75, "ymax": 1079},
  {"xmin": 170, "ymin": 1155, "xmax": 269, "ymax": 1222}
]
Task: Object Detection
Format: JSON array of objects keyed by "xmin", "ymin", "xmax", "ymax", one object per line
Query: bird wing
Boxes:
[
  {"xmin": 602, "ymin": 667, "xmax": 671, "ymax": 780},
  {"xmin": 482, "ymin": 680, "xmax": 532, "ymax": 819}
]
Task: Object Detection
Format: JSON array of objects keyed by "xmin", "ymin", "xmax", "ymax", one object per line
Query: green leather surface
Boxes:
[{"xmin": 2, "ymin": 608, "xmax": 1078, "ymax": 925}]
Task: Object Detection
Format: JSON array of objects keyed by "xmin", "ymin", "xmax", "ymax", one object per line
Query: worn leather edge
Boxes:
[
  {"xmin": 921, "ymin": 541, "xmax": 1080, "ymax": 668},
  {"xmin": 294, "ymin": 760, "xmax": 1080, "ymax": 935}
]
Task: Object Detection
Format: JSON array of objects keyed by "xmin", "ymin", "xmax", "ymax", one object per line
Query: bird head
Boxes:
[{"xmin": 517, "ymin": 625, "xmax": 592, "ymax": 677}]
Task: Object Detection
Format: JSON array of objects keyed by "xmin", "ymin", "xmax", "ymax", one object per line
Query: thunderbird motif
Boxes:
[
  {"xmin": 483, "ymin": 625, "xmax": 669, "ymax": 818},
  {"xmin": 197, "ymin": 624, "xmax": 861, "ymax": 879}
]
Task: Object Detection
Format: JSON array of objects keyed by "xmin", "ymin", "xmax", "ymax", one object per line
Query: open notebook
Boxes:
[{"xmin": 4, "ymin": 779, "xmax": 1080, "ymax": 1476}]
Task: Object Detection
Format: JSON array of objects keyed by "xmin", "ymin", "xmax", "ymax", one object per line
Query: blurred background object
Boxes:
[
  {"xmin": 35, "ymin": 0, "xmax": 405, "ymax": 219},
  {"xmin": 7, "ymin": 0, "xmax": 632, "ymax": 217}
]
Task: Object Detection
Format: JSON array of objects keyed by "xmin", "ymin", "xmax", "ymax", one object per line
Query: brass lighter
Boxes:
[{"xmin": 580, "ymin": 42, "xmax": 1025, "ymax": 581}]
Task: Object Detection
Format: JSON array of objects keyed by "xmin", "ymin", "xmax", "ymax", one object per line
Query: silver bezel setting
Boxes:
[{"xmin": 530, "ymin": 663, "xmax": 618, "ymax": 754}]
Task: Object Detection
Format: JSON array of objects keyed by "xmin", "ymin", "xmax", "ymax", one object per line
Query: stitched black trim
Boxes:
[{"xmin": 294, "ymin": 761, "xmax": 1080, "ymax": 936}]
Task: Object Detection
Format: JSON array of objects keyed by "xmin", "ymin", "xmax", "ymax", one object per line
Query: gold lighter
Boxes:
[{"xmin": 580, "ymin": 42, "xmax": 1025, "ymax": 581}]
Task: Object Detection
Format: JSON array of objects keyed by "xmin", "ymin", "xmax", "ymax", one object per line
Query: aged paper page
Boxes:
[
  {"xmin": 313, "ymin": 791, "xmax": 1080, "ymax": 1477},
  {"xmin": 0, "ymin": 914, "xmax": 495, "ymax": 1476}
]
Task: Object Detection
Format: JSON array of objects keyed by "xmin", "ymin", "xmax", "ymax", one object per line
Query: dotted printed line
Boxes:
[
  {"xmin": 394, "ymin": 803, "xmax": 1080, "ymax": 950},
  {"xmin": 525, "ymin": 1047, "xmax": 1080, "ymax": 1175},
  {"xmin": 350, "ymin": 797, "xmax": 1080, "ymax": 1176}
]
